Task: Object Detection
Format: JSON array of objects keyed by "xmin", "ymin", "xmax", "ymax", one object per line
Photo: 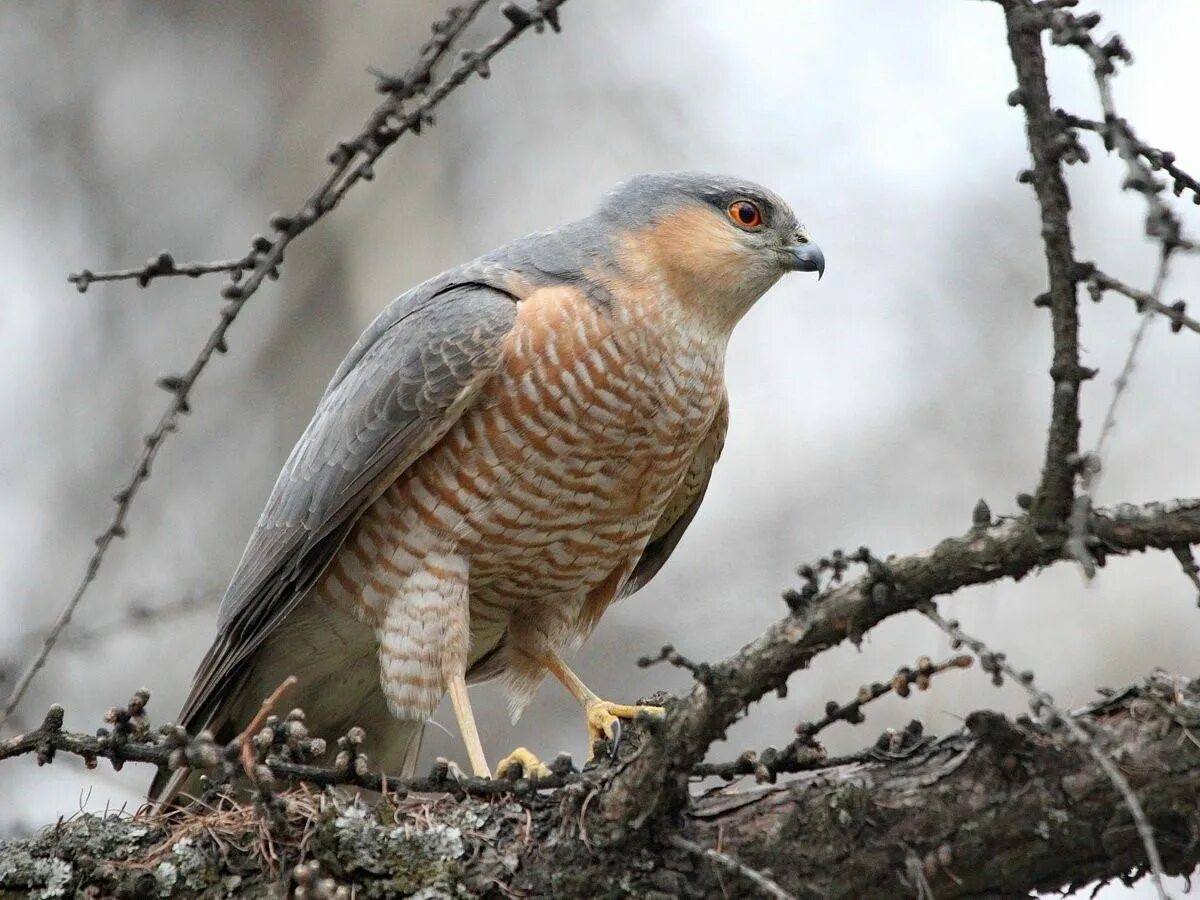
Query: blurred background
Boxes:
[{"xmin": 1, "ymin": 2, "xmax": 1197, "ymax": 895}]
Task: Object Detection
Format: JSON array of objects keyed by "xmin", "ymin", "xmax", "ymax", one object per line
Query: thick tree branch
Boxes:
[
  {"xmin": 918, "ymin": 601, "xmax": 1169, "ymax": 896},
  {"xmin": 600, "ymin": 499, "xmax": 1200, "ymax": 826},
  {"xmin": 2, "ymin": 673, "xmax": 1196, "ymax": 898},
  {"xmin": 685, "ymin": 672, "xmax": 1200, "ymax": 899}
]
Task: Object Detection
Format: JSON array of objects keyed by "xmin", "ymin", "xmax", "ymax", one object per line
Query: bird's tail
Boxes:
[{"xmin": 150, "ymin": 600, "xmax": 428, "ymax": 806}]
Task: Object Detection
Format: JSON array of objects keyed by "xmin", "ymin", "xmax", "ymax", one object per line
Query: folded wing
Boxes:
[{"xmin": 175, "ymin": 279, "xmax": 521, "ymax": 738}]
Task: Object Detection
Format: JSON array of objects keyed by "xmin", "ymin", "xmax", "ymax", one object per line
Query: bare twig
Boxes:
[
  {"xmin": 695, "ymin": 654, "xmax": 969, "ymax": 785},
  {"xmin": 237, "ymin": 676, "xmax": 297, "ymax": 783},
  {"xmin": 1000, "ymin": 0, "xmax": 1085, "ymax": 525},
  {"xmin": 1057, "ymin": 110, "xmax": 1200, "ymax": 207},
  {"xmin": 1171, "ymin": 545, "xmax": 1200, "ymax": 607},
  {"xmin": 1067, "ymin": 251, "xmax": 1173, "ymax": 577},
  {"xmin": 68, "ymin": 250, "xmax": 260, "ymax": 293},
  {"xmin": 918, "ymin": 601, "xmax": 1170, "ymax": 900},
  {"xmin": 1082, "ymin": 265, "xmax": 1198, "ymax": 335},
  {"xmin": 669, "ymin": 834, "xmax": 798, "ymax": 900},
  {"xmin": 1047, "ymin": 9, "xmax": 1195, "ymax": 253},
  {"xmin": 793, "ymin": 654, "xmax": 973, "ymax": 741},
  {"xmin": 43, "ymin": 591, "xmax": 213, "ymax": 651},
  {"xmin": 0, "ymin": 0, "xmax": 571, "ymax": 731},
  {"xmin": 1, "ymin": 591, "xmax": 213, "ymax": 696}
]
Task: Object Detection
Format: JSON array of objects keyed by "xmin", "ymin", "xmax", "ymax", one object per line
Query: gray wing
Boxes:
[
  {"xmin": 621, "ymin": 392, "xmax": 729, "ymax": 598},
  {"xmin": 177, "ymin": 278, "xmax": 519, "ymax": 732}
]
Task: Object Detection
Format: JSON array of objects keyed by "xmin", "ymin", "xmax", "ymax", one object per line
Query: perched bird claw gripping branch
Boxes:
[{"xmin": 151, "ymin": 173, "xmax": 823, "ymax": 802}]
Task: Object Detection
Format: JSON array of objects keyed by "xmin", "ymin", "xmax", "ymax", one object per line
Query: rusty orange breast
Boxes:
[{"xmin": 320, "ymin": 280, "xmax": 727, "ymax": 627}]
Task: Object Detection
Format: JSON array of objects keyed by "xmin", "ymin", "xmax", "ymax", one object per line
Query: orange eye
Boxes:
[{"xmin": 727, "ymin": 199, "xmax": 763, "ymax": 229}]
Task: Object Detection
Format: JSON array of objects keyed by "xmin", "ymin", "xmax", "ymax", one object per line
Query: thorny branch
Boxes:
[
  {"xmin": 0, "ymin": 0, "xmax": 571, "ymax": 732},
  {"xmin": 918, "ymin": 602, "xmax": 1170, "ymax": 899}
]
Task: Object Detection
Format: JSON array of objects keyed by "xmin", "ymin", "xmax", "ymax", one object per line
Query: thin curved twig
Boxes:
[
  {"xmin": 670, "ymin": 835, "xmax": 798, "ymax": 900},
  {"xmin": 1066, "ymin": 251, "xmax": 1173, "ymax": 577}
]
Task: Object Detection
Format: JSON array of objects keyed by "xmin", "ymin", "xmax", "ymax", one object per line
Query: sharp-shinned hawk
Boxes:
[{"xmin": 152, "ymin": 172, "xmax": 823, "ymax": 801}]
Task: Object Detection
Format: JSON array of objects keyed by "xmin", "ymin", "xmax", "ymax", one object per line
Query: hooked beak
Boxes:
[{"xmin": 784, "ymin": 239, "xmax": 825, "ymax": 279}]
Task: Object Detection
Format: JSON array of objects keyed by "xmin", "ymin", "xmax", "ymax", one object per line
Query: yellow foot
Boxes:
[
  {"xmin": 494, "ymin": 746, "xmax": 553, "ymax": 780},
  {"xmin": 585, "ymin": 700, "xmax": 665, "ymax": 756}
]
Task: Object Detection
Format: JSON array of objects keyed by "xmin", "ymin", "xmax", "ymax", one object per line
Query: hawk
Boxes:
[{"xmin": 152, "ymin": 172, "xmax": 823, "ymax": 800}]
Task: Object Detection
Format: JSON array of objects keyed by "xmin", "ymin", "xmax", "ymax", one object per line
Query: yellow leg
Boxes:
[
  {"xmin": 447, "ymin": 673, "xmax": 491, "ymax": 778},
  {"xmin": 448, "ymin": 671, "xmax": 552, "ymax": 780},
  {"xmin": 538, "ymin": 651, "xmax": 665, "ymax": 756}
]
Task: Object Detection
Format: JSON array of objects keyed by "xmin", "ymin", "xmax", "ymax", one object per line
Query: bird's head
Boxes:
[{"xmin": 597, "ymin": 172, "xmax": 823, "ymax": 330}]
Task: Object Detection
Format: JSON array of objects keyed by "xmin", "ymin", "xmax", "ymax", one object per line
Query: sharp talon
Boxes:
[
  {"xmin": 609, "ymin": 717, "xmax": 623, "ymax": 761},
  {"xmin": 582, "ymin": 700, "xmax": 666, "ymax": 759}
]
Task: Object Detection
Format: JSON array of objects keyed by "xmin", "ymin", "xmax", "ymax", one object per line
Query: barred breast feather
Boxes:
[{"xmin": 317, "ymin": 278, "xmax": 728, "ymax": 719}]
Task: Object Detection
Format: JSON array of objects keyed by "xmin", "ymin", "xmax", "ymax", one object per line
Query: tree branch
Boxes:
[
  {"xmin": 68, "ymin": 250, "xmax": 260, "ymax": 293},
  {"xmin": 1082, "ymin": 265, "xmax": 1199, "ymax": 336},
  {"xmin": 600, "ymin": 499, "xmax": 1200, "ymax": 826},
  {"xmin": 3, "ymin": 673, "xmax": 1197, "ymax": 898},
  {"xmin": 918, "ymin": 602, "xmax": 1169, "ymax": 897},
  {"xmin": 684, "ymin": 671, "xmax": 1200, "ymax": 899},
  {"xmin": 1001, "ymin": 0, "xmax": 1085, "ymax": 526}
]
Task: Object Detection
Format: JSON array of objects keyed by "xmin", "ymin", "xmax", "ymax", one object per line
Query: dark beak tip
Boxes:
[{"xmin": 789, "ymin": 242, "xmax": 825, "ymax": 280}]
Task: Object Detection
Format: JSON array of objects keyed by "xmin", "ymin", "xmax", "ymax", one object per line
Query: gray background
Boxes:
[{"xmin": 2, "ymin": 3, "xmax": 1197, "ymax": 895}]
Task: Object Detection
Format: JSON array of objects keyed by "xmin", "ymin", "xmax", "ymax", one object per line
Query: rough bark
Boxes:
[{"xmin": 2, "ymin": 673, "xmax": 1196, "ymax": 899}]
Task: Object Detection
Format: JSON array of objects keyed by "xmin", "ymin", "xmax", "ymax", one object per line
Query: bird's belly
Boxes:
[{"xmin": 408, "ymin": 390, "xmax": 708, "ymax": 610}]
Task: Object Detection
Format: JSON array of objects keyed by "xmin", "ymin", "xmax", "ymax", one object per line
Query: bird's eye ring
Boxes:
[{"xmin": 727, "ymin": 199, "xmax": 764, "ymax": 230}]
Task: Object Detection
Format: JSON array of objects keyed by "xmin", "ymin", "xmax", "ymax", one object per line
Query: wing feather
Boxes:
[
  {"xmin": 177, "ymin": 280, "xmax": 519, "ymax": 732},
  {"xmin": 621, "ymin": 392, "xmax": 729, "ymax": 598}
]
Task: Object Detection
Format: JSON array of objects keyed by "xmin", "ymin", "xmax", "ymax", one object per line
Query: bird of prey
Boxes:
[{"xmin": 151, "ymin": 172, "xmax": 823, "ymax": 801}]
